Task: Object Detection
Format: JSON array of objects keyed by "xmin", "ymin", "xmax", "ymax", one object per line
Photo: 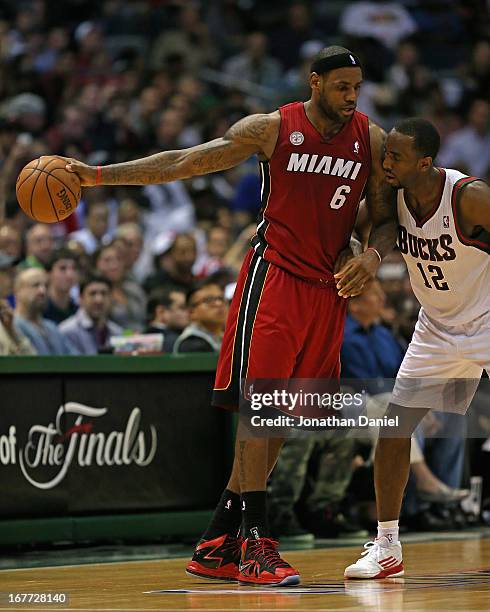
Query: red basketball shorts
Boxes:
[{"xmin": 212, "ymin": 250, "xmax": 347, "ymax": 409}]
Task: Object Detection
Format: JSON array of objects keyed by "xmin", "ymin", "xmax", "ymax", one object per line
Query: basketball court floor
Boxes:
[{"xmin": 1, "ymin": 531, "xmax": 489, "ymax": 610}]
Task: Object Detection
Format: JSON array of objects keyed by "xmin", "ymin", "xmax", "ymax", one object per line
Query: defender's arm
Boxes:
[
  {"xmin": 334, "ymin": 122, "xmax": 398, "ymax": 297},
  {"xmin": 364, "ymin": 122, "xmax": 398, "ymax": 257}
]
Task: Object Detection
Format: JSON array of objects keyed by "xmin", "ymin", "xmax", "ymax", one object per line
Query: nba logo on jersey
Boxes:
[
  {"xmin": 354, "ymin": 141, "xmax": 359, "ymax": 155},
  {"xmin": 289, "ymin": 131, "xmax": 304, "ymax": 145},
  {"xmin": 443, "ymin": 215, "xmax": 449, "ymax": 228}
]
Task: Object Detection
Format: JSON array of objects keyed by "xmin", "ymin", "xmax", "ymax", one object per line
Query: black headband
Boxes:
[{"xmin": 310, "ymin": 52, "xmax": 362, "ymax": 75}]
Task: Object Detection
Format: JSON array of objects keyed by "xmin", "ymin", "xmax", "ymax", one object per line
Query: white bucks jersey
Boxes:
[{"xmin": 397, "ymin": 168, "xmax": 490, "ymax": 325}]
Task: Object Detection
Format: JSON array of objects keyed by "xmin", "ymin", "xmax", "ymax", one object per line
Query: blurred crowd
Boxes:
[
  {"xmin": 0, "ymin": 0, "xmax": 487, "ymax": 353},
  {"xmin": 0, "ymin": 0, "xmax": 489, "ymax": 537}
]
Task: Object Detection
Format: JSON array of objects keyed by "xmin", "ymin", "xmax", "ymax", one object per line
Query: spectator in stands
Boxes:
[
  {"xmin": 339, "ymin": 1, "xmax": 417, "ymax": 51},
  {"xmin": 94, "ymin": 243, "xmax": 146, "ymax": 331},
  {"xmin": 69, "ymin": 200, "xmax": 112, "ymax": 255},
  {"xmin": 339, "ymin": 1, "xmax": 418, "ymax": 81},
  {"xmin": 150, "ymin": 4, "xmax": 217, "ymax": 73},
  {"xmin": 19, "ymin": 224, "xmax": 54, "ymax": 270},
  {"xmin": 341, "ymin": 279, "xmax": 405, "ymax": 389},
  {"xmin": 404, "ymin": 413, "xmax": 469, "ymax": 531},
  {"xmin": 438, "ymin": 98, "xmax": 490, "ymax": 178},
  {"xmin": 144, "ymin": 232, "xmax": 197, "ymax": 294},
  {"xmin": 117, "ymin": 198, "xmax": 142, "ymax": 227},
  {"xmin": 224, "ymin": 32, "xmax": 282, "ymax": 93},
  {"xmin": 174, "ymin": 281, "xmax": 226, "ymax": 353},
  {"xmin": 45, "ymin": 104, "xmax": 91, "ymax": 158},
  {"xmin": 387, "ymin": 39, "xmax": 421, "ymax": 94},
  {"xmin": 145, "ymin": 286, "xmax": 188, "ymax": 353},
  {"xmin": 0, "ymin": 252, "xmax": 16, "ymax": 306},
  {"xmin": 194, "ymin": 225, "xmax": 231, "ymax": 278},
  {"xmin": 65, "ymin": 239, "xmax": 91, "ymax": 275},
  {"xmin": 280, "ymin": 39, "xmax": 324, "ymax": 106},
  {"xmin": 113, "ymin": 222, "xmax": 144, "ymax": 280},
  {"xmin": 384, "ymin": 39, "xmax": 436, "ymax": 118},
  {"xmin": 0, "ymin": 298, "xmax": 35, "ymax": 355},
  {"xmin": 59, "ymin": 274, "xmax": 122, "ymax": 355},
  {"xmin": 269, "ymin": 429, "xmax": 368, "ymax": 541},
  {"xmin": 154, "ymin": 108, "xmax": 184, "ymax": 150},
  {"xmin": 128, "ymin": 85, "xmax": 163, "ymax": 145},
  {"xmin": 343, "ymin": 281, "xmax": 467, "ymax": 530},
  {"xmin": 141, "ymin": 180, "xmax": 196, "ymax": 243},
  {"xmin": 3, "ymin": 93, "xmax": 46, "ymax": 135},
  {"xmin": 14, "ymin": 268, "xmax": 75, "ymax": 355},
  {"xmin": 44, "ymin": 248, "xmax": 79, "ymax": 324},
  {"xmin": 271, "ymin": 2, "xmax": 323, "ymax": 71},
  {"xmin": 0, "ymin": 225, "xmax": 22, "ymax": 260},
  {"xmin": 461, "ymin": 40, "xmax": 490, "ymax": 102}
]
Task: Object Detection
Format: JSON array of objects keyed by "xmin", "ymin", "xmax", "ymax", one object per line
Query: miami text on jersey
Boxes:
[{"xmin": 286, "ymin": 153, "xmax": 362, "ymax": 180}]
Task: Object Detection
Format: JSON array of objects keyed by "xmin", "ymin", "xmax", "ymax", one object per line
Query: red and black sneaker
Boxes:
[
  {"xmin": 238, "ymin": 537, "xmax": 300, "ymax": 586},
  {"xmin": 186, "ymin": 534, "xmax": 243, "ymax": 582}
]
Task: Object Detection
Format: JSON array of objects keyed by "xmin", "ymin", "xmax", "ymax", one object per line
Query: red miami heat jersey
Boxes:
[{"xmin": 251, "ymin": 101, "xmax": 371, "ymax": 284}]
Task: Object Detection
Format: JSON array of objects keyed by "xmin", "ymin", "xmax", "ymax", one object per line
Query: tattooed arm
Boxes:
[
  {"xmin": 334, "ymin": 122, "xmax": 398, "ymax": 297},
  {"xmin": 65, "ymin": 113, "xmax": 280, "ymax": 186},
  {"xmin": 364, "ymin": 122, "xmax": 398, "ymax": 257}
]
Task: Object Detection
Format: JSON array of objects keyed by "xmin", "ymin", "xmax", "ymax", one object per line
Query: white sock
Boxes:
[{"xmin": 377, "ymin": 520, "xmax": 399, "ymax": 545}]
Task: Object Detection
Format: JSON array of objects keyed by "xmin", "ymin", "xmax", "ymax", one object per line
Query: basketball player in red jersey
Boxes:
[{"xmin": 65, "ymin": 46, "xmax": 397, "ymax": 586}]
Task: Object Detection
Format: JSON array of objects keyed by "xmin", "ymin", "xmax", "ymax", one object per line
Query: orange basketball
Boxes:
[{"xmin": 16, "ymin": 156, "xmax": 81, "ymax": 223}]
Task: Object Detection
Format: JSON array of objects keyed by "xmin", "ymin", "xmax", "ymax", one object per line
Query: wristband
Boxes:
[
  {"xmin": 95, "ymin": 165, "xmax": 102, "ymax": 185},
  {"xmin": 366, "ymin": 247, "xmax": 382, "ymax": 263}
]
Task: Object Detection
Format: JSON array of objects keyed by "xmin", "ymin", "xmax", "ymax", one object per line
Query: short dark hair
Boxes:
[
  {"xmin": 170, "ymin": 232, "xmax": 196, "ymax": 253},
  {"xmin": 186, "ymin": 280, "xmax": 222, "ymax": 306},
  {"xmin": 394, "ymin": 117, "xmax": 441, "ymax": 160},
  {"xmin": 45, "ymin": 247, "xmax": 79, "ymax": 272},
  {"xmin": 146, "ymin": 286, "xmax": 184, "ymax": 319},
  {"xmin": 79, "ymin": 273, "xmax": 112, "ymax": 295},
  {"xmin": 92, "ymin": 243, "xmax": 117, "ymax": 268}
]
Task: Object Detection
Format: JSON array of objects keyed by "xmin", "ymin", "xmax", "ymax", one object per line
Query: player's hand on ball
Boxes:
[
  {"xmin": 334, "ymin": 249, "xmax": 381, "ymax": 298},
  {"xmin": 63, "ymin": 157, "xmax": 97, "ymax": 186}
]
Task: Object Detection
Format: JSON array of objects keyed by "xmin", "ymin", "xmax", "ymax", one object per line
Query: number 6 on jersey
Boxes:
[{"xmin": 329, "ymin": 185, "xmax": 351, "ymax": 209}]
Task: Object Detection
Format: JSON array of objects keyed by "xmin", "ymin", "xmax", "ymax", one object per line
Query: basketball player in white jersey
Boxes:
[{"xmin": 345, "ymin": 117, "xmax": 490, "ymax": 579}]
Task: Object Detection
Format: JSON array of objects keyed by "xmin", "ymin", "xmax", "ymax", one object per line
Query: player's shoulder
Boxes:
[
  {"xmin": 456, "ymin": 177, "xmax": 490, "ymax": 212},
  {"xmin": 367, "ymin": 119, "xmax": 387, "ymax": 142},
  {"xmin": 366, "ymin": 119, "xmax": 387, "ymax": 163},
  {"xmin": 448, "ymin": 169, "xmax": 489, "ymax": 199},
  {"xmin": 459, "ymin": 177, "xmax": 489, "ymax": 195},
  {"xmin": 239, "ymin": 110, "xmax": 281, "ymax": 127},
  {"xmin": 226, "ymin": 111, "xmax": 280, "ymax": 145}
]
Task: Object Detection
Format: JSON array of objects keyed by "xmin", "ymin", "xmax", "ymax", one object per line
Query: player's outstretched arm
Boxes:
[
  {"xmin": 458, "ymin": 181, "xmax": 490, "ymax": 235},
  {"xmin": 334, "ymin": 123, "xmax": 398, "ymax": 297},
  {"xmin": 65, "ymin": 113, "xmax": 279, "ymax": 186}
]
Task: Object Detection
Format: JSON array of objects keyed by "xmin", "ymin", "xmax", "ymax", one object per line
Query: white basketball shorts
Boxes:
[{"xmin": 391, "ymin": 308, "xmax": 490, "ymax": 413}]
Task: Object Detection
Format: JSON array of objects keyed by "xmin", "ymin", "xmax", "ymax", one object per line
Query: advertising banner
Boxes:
[{"xmin": 0, "ymin": 371, "xmax": 227, "ymax": 517}]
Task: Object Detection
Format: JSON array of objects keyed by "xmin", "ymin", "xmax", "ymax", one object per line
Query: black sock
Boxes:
[
  {"xmin": 201, "ymin": 489, "xmax": 242, "ymax": 540},
  {"xmin": 242, "ymin": 491, "xmax": 269, "ymax": 539}
]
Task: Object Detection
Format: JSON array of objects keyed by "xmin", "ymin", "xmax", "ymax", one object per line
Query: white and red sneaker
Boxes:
[{"xmin": 344, "ymin": 537, "xmax": 404, "ymax": 579}]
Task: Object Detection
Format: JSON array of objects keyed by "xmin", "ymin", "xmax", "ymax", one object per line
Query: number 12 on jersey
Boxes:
[{"xmin": 416, "ymin": 263, "xmax": 449, "ymax": 291}]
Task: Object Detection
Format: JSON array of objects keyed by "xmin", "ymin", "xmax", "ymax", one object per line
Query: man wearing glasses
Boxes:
[{"xmin": 174, "ymin": 281, "xmax": 227, "ymax": 353}]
